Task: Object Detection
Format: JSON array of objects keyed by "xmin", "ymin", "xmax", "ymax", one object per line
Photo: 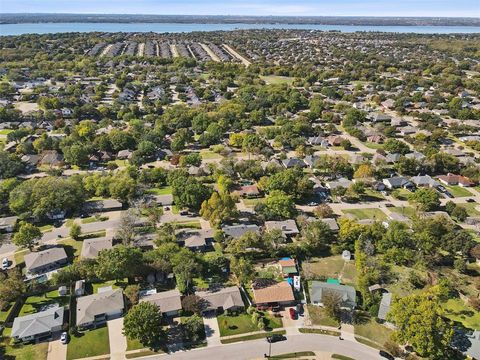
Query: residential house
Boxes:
[
  {"xmin": 320, "ymin": 218, "xmax": 339, "ymax": 232},
  {"xmin": 24, "ymin": 247, "xmax": 68, "ymax": 275},
  {"xmin": 196, "ymin": 286, "xmax": 245, "ymax": 314},
  {"xmin": 308, "ymin": 136, "xmax": 328, "ymax": 147},
  {"xmin": 222, "ymin": 224, "xmax": 260, "ymax": 239},
  {"xmin": 370, "ymin": 113, "xmax": 392, "ymax": 124},
  {"xmin": 303, "ymin": 155, "xmax": 320, "ymax": 168},
  {"xmin": 252, "ymin": 280, "xmax": 295, "ymax": 307},
  {"xmin": 326, "ymin": 178, "xmax": 351, "ymax": 190},
  {"xmin": 76, "ymin": 289, "xmax": 124, "ymax": 329},
  {"xmin": 117, "ymin": 149, "xmax": 133, "ymax": 160},
  {"xmin": 310, "ymin": 281, "xmax": 356, "ymax": 310},
  {"xmin": 0, "ymin": 216, "xmax": 18, "ymax": 233},
  {"xmin": 152, "ymin": 194, "xmax": 174, "ymax": 206},
  {"xmin": 39, "ymin": 150, "xmax": 64, "ymax": 168},
  {"xmin": 438, "ymin": 173, "xmax": 475, "ymax": 187},
  {"xmin": 81, "ymin": 237, "xmax": 113, "ymax": 259},
  {"xmin": 382, "ymin": 176, "xmax": 413, "ymax": 190},
  {"xmin": 278, "ymin": 258, "xmax": 297, "ymax": 276},
  {"xmin": 411, "ymin": 175, "xmax": 438, "ymax": 188},
  {"xmin": 11, "ymin": 306, "xmax": 64, "ymax": 343},
  {"xmin": 140, "ymin": 289, "xmax": 182, "ymax": 317},
  {"xmin": 234, "ymin": 185, "xmax": 260, "ymax": 198},
  {"xmin": 265, "ymin": 220, "xmax": 299, "ymax": 238},
  {"xmin": 84, "ymin": 199, "xmax": 123, "ymax": 213},
  {"xmin": 178, "ymin": 229, "xmax": 214, "ymax": 252},
  {"xmin": 327, "ymin": 135, "xmax": 345, "ymax": 147},
  {"xmin": 282, "ymin": 157, "xmax": 306, "ymax": 169}
]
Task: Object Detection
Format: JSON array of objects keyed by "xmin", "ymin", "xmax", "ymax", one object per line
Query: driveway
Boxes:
[
  {"xmin": 202, "ymin": 314, "xmax": 221, "ymax": 346},
  {"xmin": 280, "ymin": 307, "xmax": 304, "ymax": 334},
  {"xmin": 47, "ymin": 334, "xmax": 67, "ymax": 360},
  {"xmin": 107, "ymin": 317, "xmax": 127, "ymax": 360}
]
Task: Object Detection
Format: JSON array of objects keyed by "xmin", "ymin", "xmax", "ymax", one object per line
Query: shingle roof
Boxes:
[
  {"xmin": 377, "ymin": 292, "xmax": 392, "ymax": 320},
  {"xmin": 310, "ymin": 281, "xmax": 356, "ymax": 308},
  {"xmin": 252, "ymin": 281, "xmax": 294, "ymax": 304},
  {"xmin": 195, "ymin": 286, "xmax": 244, "ymax": 311},
  {"xmin": 24, "ymin": 248, "xmax": 68, "ymax": 272},
  {"xmin": 81, "ymin": 237, "xmax": 113, "ymax": 259},
  {"xmin": 222, "ymin": 224, "xmax": 260, "ymax": 239},
  {"xmin": 12, "ymin": 306, "xmax": 64, "ymax": 339},
  {"xmin": 76, "ymin": 289, "xmax": 124, "ymax": 326},
  {"xmin": 140, "ymin": 289, "xmax": 182, "ymax": 314}
]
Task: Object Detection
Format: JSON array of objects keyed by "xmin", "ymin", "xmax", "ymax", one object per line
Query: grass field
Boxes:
[
  {"xmin": 0, "ymin": 129, "xmax": 13, "ymax": 135},
  {"xmin": 4, "ymin": 341, "xmax": 49, "ymax": 360},
  {"xmin": 217, "ymin": 312, "xmax": 283, "ymax": 336},
  {"xmin": 171, "ymin": 220, "xmax": 202, "ymax": 229},
  {"xmin": 298, "ymin": 328, "xmax": 340, "ymax": 336},
  {"xmin": 354, "ymin": 319, "xmax": 393, "ymax": 347},
  {"xmin": 14, "ymin": 248, "xmax": 29, "ymax": 267},
  {"xmin": 442, "ymin": 298, "xmax": 480, "ymax": 330},
  {"xmin": 0, "ymin": 302, "xmax": 14, "ymax": 323},
  {"xmin": 39, "ymin": 224, "xmax": 54, "ymax": 233},
  {"xmin": 389, "ymin": 206, "xmax": 417, "ymax": 219},
  {"xmin": 306, "ymin": 305, "xmax": 340, "ymax": 327},
  {"xmin": 303, "ymin": 255, "xmax": 357, "ymax": 285},
  {"xmin": 67, "ymin": 326, "xmax": 110, "ymax": 360},
  {"xmin": 126, "ymin": 337, "xmax": 145, "ymax": 351},
  {"xmin": 146, "ymin": 186, "xmax": 172, "ymax": 195},
  {"xmin": 91, "ymin": 279, "xmax": 124, "ymax": 294},
  {"xmin": 342, "ymin": 208, "xmax": 387, "ymax": 221},
  {"xmin": 19, "ymin": 290, "xmax": 68, "ymax": 316},
  {"xmin": 260, "ymin": 75, "xmax": 294, "ymax": 85},
  {"xmin": 242, "ymin": 197, "xmax": 264, "ymax": 207}
]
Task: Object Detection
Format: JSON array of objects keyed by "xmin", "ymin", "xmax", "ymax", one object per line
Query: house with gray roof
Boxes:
[
  {"xmin": 178, "ymin": 228, "xmax": 214, "ymax": 252},
  {"xmin": 310, "ymin": 281, "xmax": 356, "ymax": 310},
  {"xmin": 140, "ymin": 289, "xmax": 182, "ymax": 317},
  {"xmin": 81, "ymin": 237, "xmax": 113, "ymax": 259},
  {"xmin": 265, "ymin": 220, "xmax": 299, "ymax": 238},
  {"xmin": 411, "ymin": 175, "xmax": 438, "ymax": 188},
  {"xmin": 282, "ymin": 157, "xmax": 306, "ymax": 169},
  {"xmin": 222, "ymin": 224, "xmax": 260, "ymax": 239},
  {"xmin": 12, "ymin": 305, "xmax": 64, "ymax": 343},
  {"xmin": 0, "ymin": 216, "xmax": 18, "ymax": 233},
  {"xmin": 76, "ymin": 289, "xmax": 124, "ymax": 329},
  {"xmin": 377, "ymin": 292, "xmax": 392, "ymax": 321},
  {"xmin": 382, "ymin": 176, "xmax": 413, "ymax": 190},
  {"xmin": 24, "ymin": 247, "xmax": 68, "ymax": 275},
  {"xmin": 196, "ymin": 286, "xmax": 244, "ymax": 314}
]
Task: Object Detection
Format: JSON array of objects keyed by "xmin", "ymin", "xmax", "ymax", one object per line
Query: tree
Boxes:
[
  {"xmin": 116, "ymin": 209, "xmax": 138, "ymax": 245},
  {"xmin": 173, "ymin": 256, "xmax": 199, "ymax": 294},
  {"xmin": 256, "ymin": 190, "xmax": 297, "ymax": 220},
  {"xmin": 200, "ymin": 191, "xmax": 238, "ymax": 227},
  {"xmin": 110, "ymin": 173, "xmax": 137, "ymax": 204},
  {"xmin": 95, "ymin": 245, "xmax": 143, "ymax": 280},
  {"xmin": 145, "ymin": 205, "xmax": 163, "ymax": 228},
  {"xmin": 13, "ymin": 222, "xmax": 41, "ymax": 250},
  {"xmin": 171, "ymin": 176, "xmax": 212, "ymax": 211},
  {"xmin": 230, "ymin": 257, "xmax": 254, "ymax": 285},
  {"xmin": 0, "ymin": 151, "xmax": 25, "ymax": 179},
  {"xmin": 322, "ymin": 290, "xmax": 342, "ymax": 321},
  {"xmin": 124, "ymin": 284, "xmax": 140, "ymax": 306},
  {"xmin": 181, "ymin": 295, "xmax": 205, "ymax": 314},
  {"xmin": 387, "ymin": 293, "xmax": 454, "ymax": 359},
  {"xmin": 353, "ymin": 164, "xmax": 374, "ymax": 179},
  {"xmin": 69, "ymin": 223, "xmax": 81, "ymax": 240},
  {"xmin": 300, "ymin": 220, "xmax": 333, "ymax": 253},
  {"xmin": 0, "ymin": 269, "xmax": 26, "ymax": 309},
  {"xmin": 182, "ymin": 314, "xmax": 205, "ymax": 343},
  {"xmin": 123, "ymin": 302, "xmax": 165, "ymax": 350},
  {"xmin": 384, "ymin": 139, "xmax": 410, "ymax": 155},
  {"xmin": 408, "ymin": 188, "xmax": 440, "ymax": 212}
]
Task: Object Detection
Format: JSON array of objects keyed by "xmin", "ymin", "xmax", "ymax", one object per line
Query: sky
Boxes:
[{"xmin": 1, "ymin": 0, "xmax": 479, "ymax": 18}]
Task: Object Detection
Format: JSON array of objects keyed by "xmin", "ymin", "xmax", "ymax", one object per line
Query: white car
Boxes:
[
  {"xmin": 60, "ymin": 332, "xmax": 68, "ymax": 344},
  {"xmin": 1, "ymin": 258, "xmax": 9, "ymax": 270}
]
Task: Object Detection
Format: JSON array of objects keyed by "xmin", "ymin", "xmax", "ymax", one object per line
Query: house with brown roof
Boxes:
[
  {"xmin": 438, "ymin": 173, "xmax": 475, "ymax": 187},
  {"xmin": 252, "ymin": 280, "xmax": 295, "ymax": 307},
  {"xmin": 140, "ymin": 289, "xmax": 182, "ymax": 317},
  {"xmin": 234, "ymin": 185, "xmax": 260, "ymax": 198}
]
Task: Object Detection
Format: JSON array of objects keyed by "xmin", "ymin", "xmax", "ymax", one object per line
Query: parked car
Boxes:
[
  {"xmin": 385, "ymin": 203, "xmax": 394, "ymax": 207},
  {"xmin": 466, "ymin": 198, "xmax": 476, "ymax": 203},
  {"xmin": 289, "ymin": 307, "xmax": 296, "ymax": 320},
  {"xmin": 60, "ymin": 332, "xmax": 68, "ymax": 344},
  {"xmin": 379, "ymin": 350, "xmax": 394, "ymax": 360},
  {"xmin": 1, "ymin": 258, "xmax": 9, "ymax": 270},
  {"xmin": 266, "ymin": 334, "xmax": 286, "ymax": 343},
  {"xmin": 296, "ymin": 303, "xmax": 304, "ymax": 315}
]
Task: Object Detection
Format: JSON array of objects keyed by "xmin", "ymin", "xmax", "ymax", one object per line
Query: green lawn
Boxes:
[
  {"xmin": 146, "ymin": 186, "xmax": 172, "ymax": 195},
  {"xmin": 0, "ymin": 129, "xmax": 13, "ymax": 135},
  {"xmin": 342, "ymin": 208, "xmax": 387, "ymax": 221},
  {"xmin": 269, "ymin": 352, "xmax": 316, "ymax": 359},
  {"xmin": 4, "ymin": 341, "xmax": 49, "ymax": 360},
  {"xmin": 0, "ymin": 302, "xmax": 15, "ymax": 324},
  {"xmin": 331, "ymin": 355, "xmax": 355, "ymax": 360},
  {"xmin": 306, "ymin": 305, "xmax": 340, "ymax": 327},
  {"xmin": 81, "ymin": 215, "xmax": 108, "ymax": 224},
  {"xmin": 217, "ymin": 312, "xmax": 283, "ymax": 336},
  {"xmin": 58, "ymin": 238, "xmax": 83, "ymax": 258},
  {"xmin": 354, "ymin": 319, "xmax": 393, "ymax": 346},
  {"xmin": 389, "ymin": 206, "xmax": 417, "ymax": 219},
  {"xmin": 19, "ymin": 290, "xmax": 68, "ymax": 316},
  {"xmin": 220, "ymin": 330, "xmax": 286, "ymax": 344},
  {"xmin": 91, "ymin": 279, "xmax": 124, "ymax": 294},
  {"xmin": 260, "ymin": 75, "xmax": 294, "ymax": 85},
  {"xmin": 126, "ymin": 337, "xmax": 145, "ymax": 351},
  {"xmin": 39, "ymin": 224, "xmax": 53, "ymax": 233},
  {"xmin": 458, "ymin": 203, "xmax": 480, "ymax": 217},
  {"xmin": 171, "ymin": 220, "xmax": 202, "ymax": 229},
  {"xmin": 391, "ymin": 188, "xmax": 412, "ymax": 201},
  {"xmin": 298, "ymin": 328, "xmax": 340, "ymax": 336},
  {"xmin": 67, "ymin": 326, "xmax": 110, "ymax": 360},
  {"xmin": 444, "ymin": 185, "xmax": 473, "ymax": 198},
  {"xmin": 442, "ymin": 298, "xmax": 480, "ymax": 330},
  {"xmin": 242, "ymin": 198, "xmax": 264, "ymax": 207},
  {"xmin": 200, "ymin": 150, "xmax": 222, "ymax": 160},
  {"xmin": 14, "ymin": 249, "xmax": 29, "ymax": 267}
]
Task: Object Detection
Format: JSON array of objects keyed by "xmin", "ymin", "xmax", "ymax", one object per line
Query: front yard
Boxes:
[
  {"xmin": 306, "ymin": 305, "xmax": 340, "ymax": 327},
  {"xmin": 4, "ymin": 341, "xmax": 49, "ymax": 360},
  {"xmin": 354, "ymin": 319, "xmax": 393, "ymax": 348},
  {"xmin": 67, "ymin": 326, "xmax": 110, "ymax": 360},
  {"xmin": 217, "ymin": 311, "xmax": 283, "ymax": 336},
  {"xmin": 444, "ymin": 185, "xmax": 473, "ymax": 198},
  {"xmin": 342, "ymin": 208, "xmax": 387, "ymax": 221}
]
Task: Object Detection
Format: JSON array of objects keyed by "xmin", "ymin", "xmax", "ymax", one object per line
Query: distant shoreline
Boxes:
[{"xmin": 1, "ymin": 14, "xmax": 479, "ymax": 27}]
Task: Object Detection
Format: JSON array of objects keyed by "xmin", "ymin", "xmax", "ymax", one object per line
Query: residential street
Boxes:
[{"xmin": 144, "ymin": 333, "xmax": 383, "ymax": 360}]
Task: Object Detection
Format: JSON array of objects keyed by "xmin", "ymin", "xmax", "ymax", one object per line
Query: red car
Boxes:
[{"xmin": 289, "ymin": 307, "xmax": 296, "ymax": 320}]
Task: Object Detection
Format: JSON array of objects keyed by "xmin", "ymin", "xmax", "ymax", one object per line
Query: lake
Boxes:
[{"xmin": 1, "ymin": 22, "xmax": 480, "ymax": 35}]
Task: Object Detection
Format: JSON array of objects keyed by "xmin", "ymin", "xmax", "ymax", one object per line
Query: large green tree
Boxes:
[
  {"xmin": 123, "ymin": 302, "xmax": 166, "ymax": 350},
  {"xmin": 13, "ymin": 222, "xmax": 42, "ymax": 250}
]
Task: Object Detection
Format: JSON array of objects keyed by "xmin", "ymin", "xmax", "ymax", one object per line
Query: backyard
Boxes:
[
  {"xmin": 67, "ymin": 326, "xmax": 110, "ymax": 360},
  {"xmin": 217, "ymin": 311, "xmax": 283, "ymax": 336},
  {"xmin": 303, "ymin": 255, "xmax": 357, "ymax": 285},
  {"xmin": 19, "ymin": 290, "xmax": 68, "ymax": 316},
  {"xmin": 442, "ymin": 298, "xmax": 480, "ymax": 330}
]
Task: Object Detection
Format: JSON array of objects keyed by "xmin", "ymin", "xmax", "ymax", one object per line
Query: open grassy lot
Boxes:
[
  {"xmin": 442, "ymin": 298, "xmax": 480, "ymax": 330},
  {"xmin": 444, "ymin": 185, "xmax": 473, "ymax": 198},
  {"xmin": 342, "ymin": 208, "xmax": 387, "ymax": 221},
  {"xmin": 39, "ymin": 224, "xmax": 53, "ymax": 233},
  {"xmin": 67, "ymin": 326, "xmax": 110, "ymax": 360},
  {"xmin": 306, "ymin": 305, "xmax": 340, "ymax": 327},
  {"xmin": 218, "ymin": 311, "xmax": 283, "ymax": 336},
  {"xmin": 391, "ymin": 188, "xmax": 412, "ymax": 201},
  {"xmin": 4, "ymin": 341, "xmax": 49, "ymax": 360},
  {"xmin": 354, "ymin": 319, "xmax": 393, "ymax": 347},
  {"xmin": 145, "ymin": 186, "xmax": 172, "ymax": 195},
  {"xmin": 260, "ymin": 75, "xmax": 294, "ymax": 85},
  {"xmin": 171, "ymin": 220, "xmax": 202, "ymax": 229},
  {"xmin": 19, "ymin": 290, "xmax": 68, "ymax": 316},
  {"xmin": 384, "ymin": 265, "xmax": 426, "ymax": 298},
  {"xmin": 303, "ymin": 255, "xmax": 357, "ymax": 285}
]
